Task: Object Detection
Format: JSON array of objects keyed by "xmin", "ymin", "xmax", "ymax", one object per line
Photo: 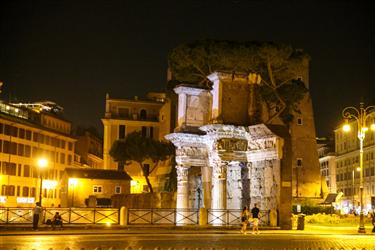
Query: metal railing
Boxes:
[
  {"xmin": 128, "ymin": 208, "xmax": 199, "ymax": 225},
  {"xmin": 0, "ymin": 207, "xmax": 119, "ymax": 224},
  {"xmin": 1, "ymin": 207, "xmax": 269, "ymax": 226},
  {"xmin": 207, "ymin": 209, "xmax": 269, "ymax": 226}
]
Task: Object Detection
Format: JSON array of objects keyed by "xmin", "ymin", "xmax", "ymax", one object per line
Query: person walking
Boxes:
[
  {"xmin": 32, "ymin": 202, "xmax": 42, "ymax": 230},
  {"xmin": 240, "ymin": 206, "xmax": 250, "ymax": 234},
  {"xmin": 251, "ymin": 203, "xmax": 260, "ymax": 234}
]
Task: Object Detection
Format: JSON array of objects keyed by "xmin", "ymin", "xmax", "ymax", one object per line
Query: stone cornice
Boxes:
[
  {"xmin": 207, "ymin": 71, "xmax": 249, "ymax": 83},
  {"xmin": 165, "ymin": 133, "xmax": 207, "ymax": 147},
  {"xmin": 174, "ymin": 86, "xmax": 209, "ymax": 96}
]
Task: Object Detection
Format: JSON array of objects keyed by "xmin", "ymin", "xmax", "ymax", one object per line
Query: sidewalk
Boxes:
[{"xmin": 1, "ymin": 223, "xmax": 374, "ymax": 236}]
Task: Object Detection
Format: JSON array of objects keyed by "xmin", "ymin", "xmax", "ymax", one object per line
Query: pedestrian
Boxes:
[
  {"xmin": 251, "ymin": 203, "xmax": 260, "ymax": 234},
  {"xmin": 51, "ymin": 212, "xmax": 63, "ymax": 230},
  {"xmin": 240, "ymin": 206, "xmax": 250, "ymax": 234},
  {"xmin": 371, "ymin": 209, "xmax": 375, "ymax": 233},
  {"xmin": 32, "ymin": 202, "xmax": 42, "ymax": 230}
]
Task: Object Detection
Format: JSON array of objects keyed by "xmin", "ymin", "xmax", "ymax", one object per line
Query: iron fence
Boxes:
[
  {"xmin": 207, "ymin": 209, "xmax": 269, "ymax": 226},
  {"xmin": 128, "ymin": 208, "xmax": 199, "ymax": 225},
  {"xmin": 0, "ymin": 207, "xmax": 119, "ymax": 224},
  {"xmin": 0, "ymin": 207, "xmax": 269, "ymax": 226}
]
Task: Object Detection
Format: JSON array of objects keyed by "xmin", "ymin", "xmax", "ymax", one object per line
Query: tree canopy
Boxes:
[
  {"xmin": 109, "ymin": 131, "xmax": 175, "ymax": 193},
  {"xmin": 168, "ymin": 40, "xmax": 309, "ymax": 124}
]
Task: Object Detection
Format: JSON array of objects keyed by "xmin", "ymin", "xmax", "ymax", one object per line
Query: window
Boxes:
[
  {"xmin": 93, "ymin": 185, "xmax": 103, "ymax": 194},
  {"xmin": 297, "ymin": 118, "xmax": 303, "ymax": 125},
  {"xmin": 24, "ymin": 165, "xmax": 30, "ymax": 177},
  {"xmin": 19, "ymin": 128, "xmax": 25, "ymax": 139},
  {"xmin": 17, "ymin": 164, "xmax": 22, "ymax": 176},
  {"xmin": 17, "ymin": 144, "xmax": 24, "ymax": 156},
  {"xmin": 60, "ymin": 153, "xmax": 65, "ymax": 164},
  {"xmin": 33, "ymin": 132, "xmax": 39, "ymax": 142},
  {"xmin": 118, "ymin": 107, "xmax": 130, "ymax": 118},
  {"xmin": 3, "ymin": 162, "xmax": 16, "ymax": 175},
  {"xmin": 68, "ymin": 142, "xmax": 73, "ymax": 151},
  {"xmin": 16, "ymin": 186, "xmax": 20, "ymax": 196},
  {"xmin": 140, "ymin": 109, "xmax": 147, "ymax": 120},
  {"xmin": 115, "ymin": 186, "xmax": 121, "ymax": 194},
  {"xmin": 296, "ymin": 158, "xmax": 303, "ymax": 167},
  {"xmin": 25, "ymin": 130, "xmax": 32, "ymax": 140},
  {"xmin": 68, "ymin": 155, "xmax": 72, "ymax": 165},
  {"xmin": 3, "ymin": 141, "xmax": 9, "ymax": 153},
  {"xmin": 141, "ymin": 126, "xmax": 153, "ymax": 138},
  {"xmin": 119, "ymin": 125, "xmax": 126, "ymax": 139},
  {"xmin": 24, "ymin": 145, "xmax": 31, "ymax": 157},
  {"xmin": 1, "ymin": 185, "xmax": 6, "ymax": 195},
  {"xmin": 141, "ymin": 126, "xmax": 147, "ymax": 137},
  {"xmin": 30, "ymin": 187, "xmax": 36, "ymax": 197},
  {"xmin": 7, "ymin": 185, "xmax": 15, "ymax": 196},
  {"xmin": 10, "ymin": 142, "xmax": 17, "ymax": 155}
]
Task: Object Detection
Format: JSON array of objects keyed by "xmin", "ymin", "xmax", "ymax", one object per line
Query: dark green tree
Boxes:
[
  {"xmin": 109, "ymin": 131, "xmax": 175, "ymax": 193},
  {"xmin": 168, "ymin": 40, "xmax": 309, "ymax": 124}
]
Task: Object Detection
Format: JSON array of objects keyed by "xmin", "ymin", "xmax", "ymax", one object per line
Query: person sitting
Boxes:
[{"xmin": 51, "ymin": 212, "xmax": 63, "ymax": 229}]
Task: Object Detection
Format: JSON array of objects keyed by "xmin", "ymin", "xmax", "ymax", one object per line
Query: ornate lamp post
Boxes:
[
  {"xmin": 342, "ymin": 102, "xmax": 375, "ymax": 233},
  {"xmin": 37, "ymin": 158, "xmax": 48, "ymax": 206}
]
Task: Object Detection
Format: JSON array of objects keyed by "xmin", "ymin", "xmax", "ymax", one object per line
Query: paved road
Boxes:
[{"xmin": 1, "ymin": 232, "xmax": 375, "ymax": 250}]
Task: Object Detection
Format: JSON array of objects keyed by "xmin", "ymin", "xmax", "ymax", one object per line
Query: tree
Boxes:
[
  {"xmin": 168, "ymin": 40, "xmax": 309, "ymax": 124},
  {"xmin": 109, "ymin": 131, "xmax": 175, "ymax": 193}
]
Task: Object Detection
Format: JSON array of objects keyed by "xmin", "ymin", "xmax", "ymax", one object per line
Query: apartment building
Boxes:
[
  {"xmin": 0, "ymin": 101, "xmax": 75, "ymax": 207},
  {"xmin": 102, "ymin": 92, "xmax": 172, "ymax": 193},
  {"xmin": 335, "ymin": 118, "xmax": 375, "ymax": 212},
  {"xmin": 317, "ymin": 138, "xmax": 336, "ymax": 193}
]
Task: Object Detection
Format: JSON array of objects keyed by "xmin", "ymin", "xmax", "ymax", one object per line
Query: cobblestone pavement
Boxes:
[{"xmin": 1, "ymin": 232, "xmax": 375, "ymax": 250}]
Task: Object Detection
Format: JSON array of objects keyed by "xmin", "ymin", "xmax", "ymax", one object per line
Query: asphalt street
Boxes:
[{"xmin": 1, "ymin": 230, "xmax": 375, "ymax": 250}]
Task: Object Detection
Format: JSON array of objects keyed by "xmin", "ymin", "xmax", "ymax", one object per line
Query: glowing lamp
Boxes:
[
  {"xmin": 69, "ymin": 178, "xmax": 78, "ymax": 186},
  {"xmin": 37, "ymin": 158, "xmax": 48, "ymax": 168},
  {"xmin": 343, "ymin": 124, "xmax": 351, "ymax": 132}
]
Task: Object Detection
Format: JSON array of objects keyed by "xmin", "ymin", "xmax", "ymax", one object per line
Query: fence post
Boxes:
[
  {"xmin": 120, "ymin": 206, "xmax": 128, "ymax": 226},
  {"xmin": 199, "ymin": 207, "xmax": 207, "ymax": 226}
]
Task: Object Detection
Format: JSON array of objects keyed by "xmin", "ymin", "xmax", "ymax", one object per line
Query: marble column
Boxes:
[
  {"xmin": 201, "ymin": 166, "xmax": 212, "ymax": 209},
  {"xmin": 211, "ymin": 162, "xmax": 227, "ymax": 209},
  {"xmin": 176, "ymin": 165, "xmax": 190, "ymax": 209}
]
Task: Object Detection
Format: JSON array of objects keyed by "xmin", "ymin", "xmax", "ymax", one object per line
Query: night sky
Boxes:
[{"xmin": 0, "ymin": 1, "xmax": 374, "ymax": 137}]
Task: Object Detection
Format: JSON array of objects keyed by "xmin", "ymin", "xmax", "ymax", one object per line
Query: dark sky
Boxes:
[{"xmin": 0, "ymin": 0, "xmax": 374, "ymax": 137}]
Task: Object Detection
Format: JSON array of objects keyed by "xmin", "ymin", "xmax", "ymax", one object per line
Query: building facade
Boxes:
[
  {"xmin": 102, "ymin": 92, "xmax": 172, "ymax": 193},
  {"xmin": 61, "ymin": 168, "xmax": 131, "ymax": 207},
  {"xmin": 0, "ymin": 101, "xmax": 76, "ymax": 207},
  {"xmin": 335, "ymin": 119, "xmax": 375, "ymax": 213},
  {"xmin": 75, "ymin": 131, "xmax": 103, "ymax": 169},
  {"xmin": 317, "ymin": 139, "xmax": 337, "ymax": 193}
]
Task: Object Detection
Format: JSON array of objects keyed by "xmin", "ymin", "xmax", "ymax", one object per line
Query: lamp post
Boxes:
[
  {"xmin": 342, "ymin": 102, "xmax": 375, "ymax": 233},
  {"xmin": 37, "ymin": 158, "xmax": 48, "ymax": 206},
  {"xmin": 352, "ymin": 167, "xmax": 360, "ymax": 213}
]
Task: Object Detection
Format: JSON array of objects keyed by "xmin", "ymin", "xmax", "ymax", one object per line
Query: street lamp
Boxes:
[
  {"xmin": 37, "ymin": 158, "xmax": 48, "ymax": 206},
  {"xmin": 352, "ymin": 167, "xmax": 360, "ymax": 212},
  {"xmin": 342, "ymin": 102, "xmax": 375, "ymax": 233}
]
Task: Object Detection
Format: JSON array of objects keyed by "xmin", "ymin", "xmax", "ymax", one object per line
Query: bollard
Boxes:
[
  {"xmin": 199, "ymin": 207, "xmax": 207, "ymax": 226},
  {"xmin": 120, "ymin": 206, "xmax": 128, "ymax": 226},
  {"xmin": 154, "ymin": 247, "xmax": 161, "ymax": 250}
]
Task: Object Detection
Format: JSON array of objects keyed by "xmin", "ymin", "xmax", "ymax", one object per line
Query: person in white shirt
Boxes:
[{"xmin": 32, "ymin": 202, "xmax": 42, "ymax": 230}]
